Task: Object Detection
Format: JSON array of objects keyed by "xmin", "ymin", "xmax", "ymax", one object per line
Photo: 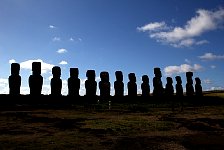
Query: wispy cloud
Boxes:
[
  {"xmin": 203, "ymin": 79, "xmax": 212, "ymax": 84},
  {"xmin": 184, "ymin": 59, "xmax": 191, "ymax": 64},
  {"xmin": 20, "ymin": 59, "xmax": 54, "ymax": 74},
  {"xmin": 138, "ymin": 8, "xmax": 224, "ymax": 47},
  {"xmin": 210, "ymin": 65, "xmax": 216, "ymax": 69},
  {"xmin": 164, "ymin": 64, "xmax": 203, "ymax": 76},
  {"xmin": 49, "ymin": 25, "xmax": 56, "ymax": 29},
  {"xmin": 0, "ymin": 78, "xmax": 9, "ymax": 94},
  {"xmin": 59, "ymin": 61, "xmax": 68, "ymax": 65},
  {"xmin": 9, "ymin": 59, "xmax": 16, "ymax": 64},
  {"xmin": 52, "ymin": 37, "xmax": 61, "ymax": 42},
  {"xmin": 69, "ymin": 37, "xmax": 82, "ymax": 42},
  {"xmin": 199, "ymin": 52, "xmax": 224, "ymax": 61},
  {"xmin": 57, "ymin": 48, "xmax": 67, "ymax": 54}
]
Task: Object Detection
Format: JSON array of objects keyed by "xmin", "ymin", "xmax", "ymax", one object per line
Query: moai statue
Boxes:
[
  {"xmin": 175, "ymin": 76, "xmax": 183, "ymax": 97},
  {"xmin": 127, "ymin": 73, "xmax": 137, "ymax": 97},
  {"xmin": 68, "ymin": 68, "xmax": 80, "ymax": 96},
  {"xmin": 50, "ymin": 66, "xmax": 62, "ymax": 96},
  {"xmin": 141, "ymin": 75, "xmax": 150, "ymax": 97},
  {"xmin": 85, "ymin": 70, "xmax": 97, "ymax": 97},
  {"xmin": 165, "ymin": 77, "xmax": 174, "ymax": 97},
  {"xmin": 8, "ymin": 63, "xmax": 21, "ymax": 95},
  {"xmin": 99, "ymin": 71, "xmax": 111, "ymax": 100},
  {"xmin": 153, "ymin": 68, "xmax": 164, "ymax": 96},
  {"xmin": 195, "ymin": 77, "xmax": 203, "ymax": 96},
  {"xmin": 114, "ymin": 71, "xmax": 124, "ymax": 97},
  {"xmin": 29, "ymin": 62, "xmax": 43, "ymax": 96},
  {"xmin": 186, "ymin": 72, "xmax": 194, "ymax": 96}
]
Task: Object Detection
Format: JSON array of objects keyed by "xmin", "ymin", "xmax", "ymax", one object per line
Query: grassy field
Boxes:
[{"xmin": 0, "ymin": 91, "xmax": 224, "ymax": 150}]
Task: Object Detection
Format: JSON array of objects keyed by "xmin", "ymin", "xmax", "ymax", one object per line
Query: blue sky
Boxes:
[{"xmin": 0, "ymin": 0, "xmax": 223, "ymax": 95}]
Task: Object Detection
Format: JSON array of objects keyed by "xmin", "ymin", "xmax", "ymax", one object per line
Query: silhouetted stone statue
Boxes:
[
  {"xmin": 50, "ymin": 66, "xmax": 62, "ymax": 96},
  {"xmin": 9, "ymin": 63, "xmax": 21, "ymax": 95},
  {"xmin": 99, "ymin": 71, "xmax": 110, "ymax": 100},
  {"xmin": 195, "ymin": 77, "xmax": 203, "ymax": 96},
  {"xmin": 68, "ymin": 68, "xmax": 80, "ymax": 96},
  {"xmin": 153, "ymin": 68, "xmax": 164, "ymax": 96},
  {"xmin": 175, "ymin": 76, "xmax": 183, "ymax": 97},
  {"xmin": 29, "ymin": 62, "xmax": 43, "ymax": 96},
  {"xmin": 127, "ymin": 73, "xmax": 137, "ymax": 97},
  {"xmin": 85, "ymin": 70, "xmax": 97, "ymax": 97},
  {"xmin": 141, "ymin": 75, "xmax": 150, "ymax": 97},
  {"xmin": 114, "ymin": 71, "xmax": 124, "ymax": 97},
  {"xmin": 186, "ymin": 72, "xmax": 194, "ymax": 96},
  {"xmin": 165, "ymin": 77, "xmax": 174, "ymax": 97}
]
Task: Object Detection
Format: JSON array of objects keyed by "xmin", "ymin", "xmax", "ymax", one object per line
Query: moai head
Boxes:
[
  {"xmin": 100, "ymin": 71, "xmax": 109, "ymax": 82},
  {"xmin": 166, "ymin": 77, "xmax": 173, "ymax": 84},
  {"xmin": 154, "ymin": 67, "xmax": 162, "ymax": 78},
  {"xmin": 86, "ymin": 70, "xmax": 96, "ymax": 80},
  {"xmin": 70, "ymin": 68, "xmax": 79, "ymax": 78},
  {"xmin": 52, "ymin": 66, "xmax": 61, "ymax": 78},
  {"xmin": 142, "ymin": 75, "xmax": 149, "ymax": 83},
  {"xmin": 11, "ymin": 63, "xmax": 20, "ymax": 75},
  {"xmin": 32, "ymin": 62, "xmax": 41, "ymax": 75},
  {"xmin": 175, "ymin": 76, "xmax": 182, "ymax": 84},
  {"xmin": 115, "ymin": 71, "xmax": 123, "ymax": 82},
  {"xmin": 186, "ymin": 72, "xmax": 193, "ymax": 78},
  {"xmin": 128, "ymin": 73, "xmax": 136, "ymax": 82},
  {"xmin": 195, "ymin": 77, "xmax": 201, "ymax": 84}
]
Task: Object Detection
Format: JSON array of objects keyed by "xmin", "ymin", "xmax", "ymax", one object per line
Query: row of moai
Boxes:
[{"xmin": 8, "ymin": 62, "xmax": 203, "ymax": 97}]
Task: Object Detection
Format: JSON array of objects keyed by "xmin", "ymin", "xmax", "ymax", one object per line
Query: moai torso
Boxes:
[
  {"xmin": 29, "ymin": 62, "xmax": 43, "ymax": 96},
  {"xmin": 9, "ymin": 63, "xmax": 21, "ymax": 95},
  {"xmin": 85, "ymin": 70, "xmax": 97, "ymax": 96},
  {"xmin": 127, "ymin": 73, "xmax": 137, "ymax": 97},
  {"xmin": 165, "ymin": 77, "xmax": 174, "ymax": 96},
  {"xmin": 175, "ymin": 76, "xmax": 183, "ymax": 97},
  {"xmin": 51, "ymin": 66, "xmax": 62, "ymax": 96},
  {"xmin": 114, "ymin": 71, "xmax": 124, "ymax": 97},
  {"xmin": 153, "ymin": 68, "xmax": 164, "ymax": 96},
  {"xmin": 68, "ymin": 68, "xmax": 80, "ymax": 96},
  {"xmin": 99, "ymin": 71, "xmax": 110, "ymax": 98},
  {"xmin": 141, "ymin": 75, "xmax": 150, "ymax": 96},
  {"xmin": 195, "ymin": 77, "xmax": 203, "ymax": 96},
  {"xmin": 186, "ymin": 72, "xmax": 194, "ymax": 96}
]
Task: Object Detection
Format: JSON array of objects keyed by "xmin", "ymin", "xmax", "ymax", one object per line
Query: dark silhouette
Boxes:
[
  {"xmin": 8, "ymin": 63, "xmax": 21, "ymax": 95},
  {"xmin": 50, "ymin": 66, "xmax": 62, "ymax": 96},
  {"xmin": 127, "ymin": 73, "xmax": 137, "ymax": 97},
  {"xmin": 29, "ymin": 62, "xmax": 43, "ymax": 96},
  {"xmin": 85, "ymin": 70, "xmax": 97, "ymax": 97},
  {"xmin": 186, "ymin": 72, "xmax": 194, "ymax": 96},
  {"xmin": 141, "ymin": 75, "xmax": 150, "ymax": 97},
  {"xmin": 165, "ymin": 77, "xmax": 174, "ymax": 97},
  {"xmin": 195, "ymin": 77, "xmax": 203, "ymax": 96},
  {"xmin": 114, "ymin": 71, "xmax": 124, "ymax": 97},
  {"xmin": 99, "ymin": 71, "xmax": 111, "ymax": 101},
  {"xmin": 153, "ymin": 68, "xmax": 164, "ymax": 96},
  {"xmin": 68, "ymin": 68, "xmax": 80, "ymax": 96},
  {"xmin": 175, "ymin": 76, "xmax": 183, "ymax": 97}
]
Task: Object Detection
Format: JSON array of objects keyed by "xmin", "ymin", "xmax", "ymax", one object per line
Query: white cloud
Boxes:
[
  {"xmin": 57, "ymin": 48, "xmax": 67, "ymax": 54},
  {"xmin": 0, "ymin": 78, "xmax": 9, "ymax": 94},
  {"xmin": 164, "ymin": 64, "xmax": 203, "ymax": 76},
  {"xmin": 52, "ymin": 37, "xmax": 61, "ymax": 42},
  {"xmin": 59, "ymin": 61, "xmax": 68, "ymax": 65},
  {"xmin": 9, "ymin": 59, "xmax": 16, "ymax": 64},
  {"xmin": 184, "ymin": 58, "xmax": 191, "ymax": 64},
  {"xmin": 70, "ymin": 37, "xmax": 74, "ymax": 41},
  {"xmin": 20, "ymin": 59, "xmax": 54, "ymax": 74},
  {"xmin": 137, "ymin": 22, "xmax": 167, "ymax": 32},
  {"xmin": 203, "ymin": 79, "xmax": 212, "ymax": 84},
  {"xmin": 199, "ymin": 52, "xmax": 224, "ymax": 61},
  {"xmin": 49, "ymin": 25, "xmax": 56, "ymax": 29},
  {"xmin": 210, "ymin": 65, "xmax": 216, "ymax": 69},
  {"xmin": 138, "ymin": 8, "xmax": 224, "ymax": 47}
]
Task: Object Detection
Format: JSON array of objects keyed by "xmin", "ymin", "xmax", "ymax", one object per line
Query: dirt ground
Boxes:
[{"xmin": 1, "ymin": 97, "xmax": 224, "ymax": 150}]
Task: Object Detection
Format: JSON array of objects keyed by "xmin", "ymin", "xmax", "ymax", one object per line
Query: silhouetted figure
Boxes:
[
  {"xmin": 85, "ymin": 70, "xmax": 97, "ymax": 97},
  {"xmin": 165, "ymin": 77, "xmax": 174, "ymax": 97},
  {"xmin": 195, "ymin": 77, "xmax": 203, "ymax": 96},
  {"xmin": 50, "ymin": 66, "xmax": 62, "ymax": 96},
  {"xmin": 29, "ymin": 62, "xmax": 43, "ymax": 96},
  {"xmin": 68, "ymin": 68, "xmax": 80, "ymax": 96},
  {"xmin": 8, "ymin": 63, "xmax": 21, "ymax": 95},
  {"xmin": 175, "ymin": 76, "xmax": 183, "ymax": 97},
  {"xmin": 99, "ymin": 71, "xmax": 110, "ymax": 101},
  {"xmin": 141, "ymin": 75, "xmax": 150, "ymax": 97},
  {"xmin": 114, "ymin": 71, "xmax": 124, "ymax": 97},
  {"xmin": 186, "ymin": 72, "xmax": 194, "ymax": 96},
  {"xmin": 153, "ymin": 68, "xmax": 164, "ymax": 96},
  {"xmin": 127, "ymin": 73, "xmax": 137, "ymax": 97}
]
